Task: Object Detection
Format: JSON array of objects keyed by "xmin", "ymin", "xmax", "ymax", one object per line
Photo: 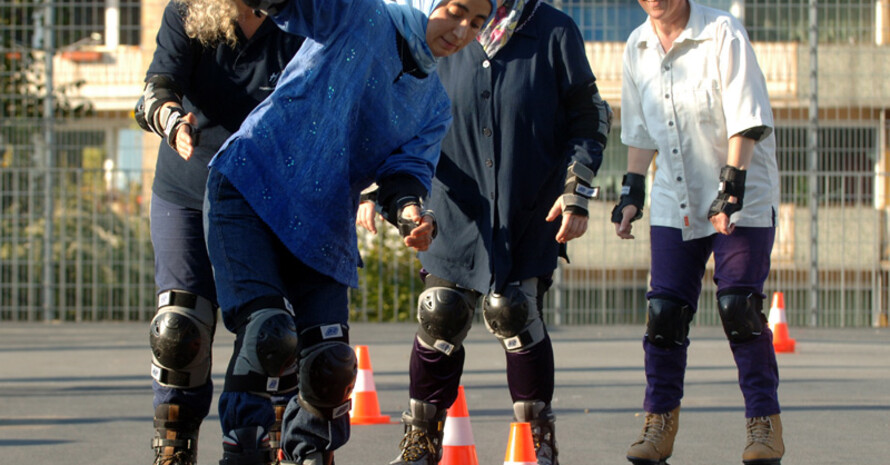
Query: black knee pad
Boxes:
[
  {"xmin": 717, "ymin": 290, "xmax": 765, "ymax": 343},
  {"xmin": 483, "ymin": 281, "xmax": 546, "ymax": 352},
  {"xmin": 149, "ymin": 290, "xmax": 217, "ymax": 389},
  {"xmin": 416, "ymin": 286, "xmax": 476, "ymax": 355},
  {"xmin": 226, "ymin": 306, "xmax": 299, "ymax": 395},
  {"xmin": 646, "ymin": 297, "xmax": 693, "ymax": 348},
  {"xmin": 297, "ymin": 324, "xmax": 357, "ymax": 420}
]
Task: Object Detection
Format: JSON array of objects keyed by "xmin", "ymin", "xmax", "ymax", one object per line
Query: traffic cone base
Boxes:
[
  {"xmin": 349, "ymin": 345, "xmax": 391, "ymax": 425},
  {"xmin": 503, "ymin": 422, "xmax": 537, "ymax": 465},
  {"xmin": 441, "ymin": 385, "xmax": 479, "ymax": 465},
  {"xmin": 767, "ymin": 292, "xmax": 796, "ymax": 353}
]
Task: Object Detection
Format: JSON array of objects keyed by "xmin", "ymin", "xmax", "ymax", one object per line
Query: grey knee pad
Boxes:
[
  {"xmin": 483, "ymin": 280, "xmax": 546, "ymax": 352},
  {"xmin": 646, "ymin": 297, "xmax": 693, "ymax": 348},
  {"xmin": 297, "ymin": 324, "xmax": 356, "ymax": 420},
  {"xmin": 717, "ymin": 291, "xmax": 765, "ymax": 343},
  {"xmin": 416, "ymin": 286, "xmax": 476, "ymax": 355},
  {"xmin": 150, "ymin": 290, "xmax": 217, "ymax": 389},
  {"xmin": 226, "ymin": 307, "xmax": 299, "ymax": 395}
]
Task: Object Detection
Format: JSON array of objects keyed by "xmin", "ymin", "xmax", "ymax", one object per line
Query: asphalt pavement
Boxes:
[{"xmin": 1, "ymin": 322, "xmax": 888, "ymax": 464}]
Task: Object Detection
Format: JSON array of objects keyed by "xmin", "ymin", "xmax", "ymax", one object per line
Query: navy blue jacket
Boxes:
[
  {"xmin": 419, "ymin": 1, "xmax": 607, "ymax": 294},
  {"xmin": 147, "ymin": 1, "xmax": 304, "ymax": 210}
]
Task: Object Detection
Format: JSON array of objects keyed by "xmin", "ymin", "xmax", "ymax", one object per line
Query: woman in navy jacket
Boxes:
[
  {"xmin": 359, "ymin": 1, "xmax": 611, "ymax": 463},
  {"xmin": 137, "ymin": 1, "xmax": 302, "ymax": 464}
]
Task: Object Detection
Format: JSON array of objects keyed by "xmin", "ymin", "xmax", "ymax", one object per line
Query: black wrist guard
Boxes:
[
  {"xmin": 610, "ymin": 173, "xmax": 646, "ymax": 223},
  {"xmin": 708, "ymin": 165, "xmax": 747, "ymax": 219},
  {"xmin": 164, "ymin": 110, "xmax": 199, "ymax": 150}
]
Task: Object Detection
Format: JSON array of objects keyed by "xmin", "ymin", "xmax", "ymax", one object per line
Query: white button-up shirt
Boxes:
[{"xmin": 620, "ymin": 0, "xmax": 780, "ymax": 241}]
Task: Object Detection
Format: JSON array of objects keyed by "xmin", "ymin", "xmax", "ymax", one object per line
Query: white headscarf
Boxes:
[{"xmin": 385, "ymin": 0, "xmax": 497, "ymax": 73}]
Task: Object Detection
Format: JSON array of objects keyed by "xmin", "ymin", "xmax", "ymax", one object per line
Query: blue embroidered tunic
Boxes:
[{"xmin": 211, "ymin": 0, "xmax": 452, "ymax": 288}]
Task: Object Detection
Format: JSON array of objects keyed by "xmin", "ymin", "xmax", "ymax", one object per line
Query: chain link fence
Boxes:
[{"xmin": 2, "ymin": 1, "xmax": 889, "ymax": 327}]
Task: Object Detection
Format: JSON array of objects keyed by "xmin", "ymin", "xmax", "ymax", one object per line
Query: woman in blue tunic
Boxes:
[{"xmin": 204, "ymin": 0, "xmax": 496, "ymax": 464}]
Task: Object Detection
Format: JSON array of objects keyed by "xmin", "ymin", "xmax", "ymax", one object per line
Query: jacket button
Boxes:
[
  {"xmin": 485, "ymin": 159, "xmax": 493, "ymax": 167},
  {"xmin": 482, "ymin": 128, "xmax": 492, "ymax": 137},
  {"xmin": 482, "ymin": 90, "xmax": 491, "ymax": 99}
]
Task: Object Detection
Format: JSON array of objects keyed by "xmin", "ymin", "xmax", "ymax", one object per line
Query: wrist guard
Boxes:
[
  {"xmin": 610, "ymin": 173, "xmax": 646, "ymax": 223},
  {"xmin": 160, "ymin": 106, "xmax": 194, "ymax": 150},
  {"xmin": 561, "ymin": 161, "xmax": 599, "ymax": 217},
  {"xmin": 708, "ymin": 165, "xmax": 746, "ymax": 219}
]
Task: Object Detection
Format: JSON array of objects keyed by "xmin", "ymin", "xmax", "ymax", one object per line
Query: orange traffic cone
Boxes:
[
  {"xmin": 441, "ymin": 386, "xmax": 479, "ymax": 465},
  {"xmin": 767, "ymin": 291, "xmax": 796, "ymax": 353},
  {"xmin": 348, "ymin": 345, "xmax": 391, "ymax": 424},
  {"xmin": 503, "ymin": 422, "xmax": 537, "ymax": 465}
]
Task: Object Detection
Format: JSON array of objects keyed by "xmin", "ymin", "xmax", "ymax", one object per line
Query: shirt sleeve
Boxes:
[
  {"xmin": 271, "ymin": 0, "xmax": 354, "ymax": 42},
  {"xmin": 557, "ymin": 19, "xmax": 607, "ymax": 175},
  {"xmin": 716, "ymin": 20, "xmax": 775, "ymax": 142},
  {"xmin": 145, "ymin": 2, "xmax": 195, "ymax": 89},
  {"xmin": 620, "ymin": 39, "xmax": 658, "ymax": 151},
  {"xmin": 374, "ymin": 99, "xmax": 452, "ymax": 195}
]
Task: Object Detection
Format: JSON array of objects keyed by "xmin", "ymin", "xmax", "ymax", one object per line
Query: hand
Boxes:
[
  {"xmin": 355, "ymin": 201, "xmax": 378, "ymax": 234},
  {"xmin": 546, "ymin": 198, "xmax": 588, "ymax": 243},
  {"xmin": 400, "ymin": 205, "xmax": 435, "ymax": 251},
  {"xmin": 709, "ymin": 207, "xmax": 736, "ymax": 235},
  {"xmin": 613, "ymin": 205, "xmax": 639, "ymax": 240},
  {"xmin": 174, "ymin": 112, "xmax": 198, "ymax": 160}
]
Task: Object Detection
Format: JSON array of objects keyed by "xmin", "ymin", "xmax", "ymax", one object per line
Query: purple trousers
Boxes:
[{"xmin": 643, "ymin": 226, "xmax": 781, "ymax": 418}]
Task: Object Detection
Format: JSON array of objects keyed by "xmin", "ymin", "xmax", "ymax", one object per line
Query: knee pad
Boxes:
[
  {"xmin": 226, "ymin": 306, "xmax": 299, "ymax": 395},
  {"xmin": 646, "ymin": 297, "xmax": 693, "ymax": 348},
  {"xmin": 717, "ymin": 290, "xmax": 765, "ymax": 343},
  {"xmin": 416, "ymin": 286, "xmax": 476, "ymax": 355},
  {"xmin": 483, "ymin": 281, "xmax": 546, "ymax": 352},
  {"xmin": 297, "ymin": 324, "xmax": 356, "ymax": 420},
  {"xmin": 150, "ymin": 290, "xmax": 217, "ymax": 389}
]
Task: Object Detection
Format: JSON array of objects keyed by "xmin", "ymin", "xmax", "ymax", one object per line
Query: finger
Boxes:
[{"xmin": 546, "ymin": 200, "xmax": 562, "ymax": 222}]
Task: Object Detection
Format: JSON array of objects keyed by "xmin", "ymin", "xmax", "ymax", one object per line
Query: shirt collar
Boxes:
[{"xmin": 634, "ymin": 0, "xmax": 711, "ymax": 51}]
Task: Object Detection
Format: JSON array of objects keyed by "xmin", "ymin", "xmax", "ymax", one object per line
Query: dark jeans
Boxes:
[
  {"xmin": 643, "ymin": 226, "xmax": 781, "ymax": 418},
  {"xmin": 149, "ymin": 193, "xmax": 216, "ymax": 420},
  {"xmin": 204, "ymin": 167, "xmax": 350, "ymax": 459}
]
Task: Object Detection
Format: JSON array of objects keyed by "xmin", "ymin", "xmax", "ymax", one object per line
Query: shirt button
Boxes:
[
  {"xmin": 676, "ymin": 176, "xmax": 683, "ymax": 182},
  {"xmin": 485, "ymin": 159, "xmax": 493, "ymax": 167},
  {"xmin": 672, "ymin": 148, "xmax": 679, "ymax": 154},
  {"xmin": 668, "ymin": 121, "xmax": 674, "ymax": 126},
  {"xmin": 680, "ymin": 203, "xmax": 687, "ymax": 209},
  {"xmin": 482, "ymin": 128, "xmax": 492, "ymax": 137},
  {"xmin": 481, "ymin": 90, "xmax": 491, "ymax": 99},
  {"xmin": 663, "ymin": 65, "xmax": 670, "ymax": 71},
  {"xmin": 664, "ymin": 94, "xmax": 670, "ymax": 99},
  {"xmin": 482, "ymin": 60, "xmax": 491, "ymax": 68}
]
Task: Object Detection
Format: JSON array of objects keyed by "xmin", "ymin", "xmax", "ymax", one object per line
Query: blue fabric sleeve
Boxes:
[
  {"xmin": 374, "ymin": 101, "xmax": 451, "ymax": 194},
  {"xmin": 271, "ymin": 0, "xmax": 356, "ymax": 43}
]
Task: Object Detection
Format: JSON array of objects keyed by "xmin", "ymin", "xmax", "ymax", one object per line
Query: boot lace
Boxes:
[
  {"xmin": 640, "ymin": 411, "xmax": 673, "ymax": 445},
  {"xmin": 397, "ymin": 429, "xmax": 437, "ymax": 463},
  {"xmin": 746, "ymin": 416, "xmax": 774, "ymax": 445}
]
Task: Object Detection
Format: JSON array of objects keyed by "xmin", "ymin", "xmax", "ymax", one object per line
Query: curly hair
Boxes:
[{"xmin": 176, "ymin": 0, "xmax": 239, "ymax": 47}]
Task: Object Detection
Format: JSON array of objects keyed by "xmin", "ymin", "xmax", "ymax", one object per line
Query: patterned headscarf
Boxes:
[
  {"xmin": 477, "ymin": 0, "xmax": 536, "ymax": 58},
  {"xmin": 385, "ymin": 0, "xmax": 498, "ymax": 73}
]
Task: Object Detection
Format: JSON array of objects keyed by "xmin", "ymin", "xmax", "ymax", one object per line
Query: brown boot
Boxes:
[
  {"xmin": 152, "ymin": 404, "xmax": 199, "ymax": 465},
  {"xmin": 743, "ymin": 414, "xmax": 784, "ymax": 465},
  {"xmin": 626, "ymin": 406, "xmax": 679, "ymax": 465}
]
